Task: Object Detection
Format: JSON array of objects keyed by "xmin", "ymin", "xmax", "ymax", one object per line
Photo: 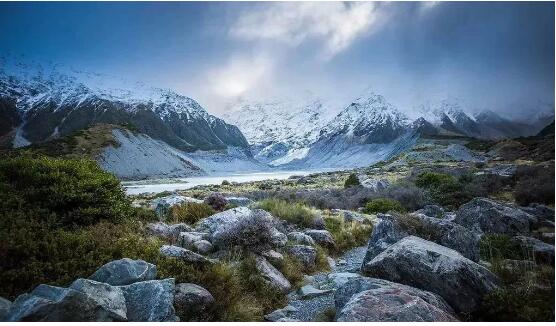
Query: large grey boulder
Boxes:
[
  {"xmin": 225, "ymin": 196, "xmax": 253, "ymax": 207},
  {"xmin": 255, "ymin": 256, "xmax": 291, "ymax": 293},
  {"xmin": 178, "ymin": 232, "xmax": 213, "ymax": 254},
  {"xmin": 298, "ymin": 284, "xmax": 332, "ymax": 299},
  {"xmin": 120, "ymin": 278, "xmax": 177, "ymax": 321},
  {"xmin": 174, "ymin": 283, "xmax": 214, "ymax": 317},
  {"xmin": 6, "ymin": 280, "xmax": 127, "ymax": 321},
  {"xmin": 196, "ymin": 207, "xmax": 251, "ymax": 234},
  {"xmin": 334, "ymin": 277, "xmax": 454, "ymax": 314},
  {"xmin": 89, "ymin": 258, "xmax": 157, "ymax": 286},
  {"xmin": 361, "ymin": 214, "xmax": 408, "ymax": 267},
  {"xmin": 151, "ymin": 195, "xmax": 202, "ymax": 219},
  {"xmin": 287, "ymin": 231, "xmax": 316, "ymax": 246},
  {"xmin": 362, "ymin": 236, "xmax": 499, "ymax": 314},
  {"xmin": 454, "ymin": 198, "xmax": 537, "ymax": 235},
  {"xmin": 147, "ymin": 222, "xmax": 192, "ymax": 239},
  {"xmin": 287, "ymin": 245, "xmax": 317, "ymax": 270},
  {"xmin": 337, "ymin": 287, "xmax": 457, "ymax": 321},
  {"xmin": 159, "ymin": 245, "xmax": 214, "ymax": 265},
  {"xmin": 304, "ymin": 230, "xmax": 336, "ymax": 248},
  {"xmin": 514, "ymin": 235, "xmax": 555, "ymax": 264},
  {"xmin": 521, "ymin": 204, "xmax": 555, "ymax": 222},
  {"xmin": 360, "ymin": 178, "xmax": 390, "ymax": 192},
  {"xmin": 411, "ymin": 213, "xmax": 481, "ymax": 262},
  {"xmin": 415, "ymin": 205, "xmax": 445, "ymax": 218}
]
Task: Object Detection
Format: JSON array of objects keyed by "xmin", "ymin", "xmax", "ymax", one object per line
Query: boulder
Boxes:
[
  {"xmin": 331, "ymin": 209, "xmax": 372, "ymax": 224},
  {"xmin": 298, "ymin": 284, "xmax": 332, "ymax": 299},
  {"xmin": 262, "ymin": 250, "xmax": 284, "ymax": 266},
  {"xmin": 360, "ymin": 178, "xmax": 390, "ymax": 192},
  {"xmin": 334, "ymin": 277, "xmax": 454, "ymax": 315},
  {"xmin": 454, "ymin": 198, "xmax": 537, "ymax": 235},
  {"xmin": 0, "ymin": 297, "xmax": 11, "ymax": 321},
  {"xmin": 521, "ymin": 204, "xmax": 555, "ymax": 222},
  {"xmin": 6, "ymin": 280, "xmax": 127, "ymax": 321},
  {"xmin": 89, "ymin": 258, "xmax": 157, "ymax": 286},
  {"xmin": 362, "ymin": 236, "xmax": 499, "ymax": 314},
  {"xmin": 225, "ymin": 196, "xmax": 253, "ymax": 207},
  {"xmin": 337, "ymin": 287, "xmax": 457, "ymax": 322},
  {"xmin": 211, "ymin": 209, "xmax": 284, "ymax": 252},
  {"xmin": 151, "ymin": 195, "xmax": 202, "ymax": 219},
  {"xmin": 147, "ymin": 222, "xmax": 191, "ymax": 239},
  {"xmin": 178, "ymin": 232, "xmax": 213, "ymax": 254},
  {"xmin": 264, "ymin": 305, "xmax": 298, "ymax": 322},
  {"xmin": 255, "ymin": 256, "xmax": 291, "ymax": 293},
  {"xmin": 304, "ymin": 230, "xmax": 336, "ymax": 248},
  {"xmin": 287, "ymin": 245, "xmax": 317, "ymax": 270},
  {"xmin": 513, "ymin": 235, "xmax": 555, "ymax": 264},
  {"xmin": 120, "ymin": 278, "xmax": 177, "ymax": 322},
  {"xmin": 159, "ymin": 245, "xmax": 214, "ymax": 265},
  {"xmin": 287, "ymin": 231, "xmax": 316, "ymax": 246},
  {"xmin": 192, "ymin": 240, "xmax": 213, "ymax": 255},
  {"xmin": 196, "ymin": 207, "xmax": 251, "ymax": 234},
  {"xmin": 327, "ymin": 272, "xmax": 361, "ymax": 288},
  {"xmin": 174, "ymin": 283, "xmax": 214, "ymax": 317},
  {"xmin": 411, "ymin": 213, "xmax": 481, "ymax": 262},
  {"xmin": 361, "ymin": 214, "xmax": 408, "ymax": 267},
  {"xmin": 311, "ymin": 214, "xmax": 326, "ymax": 230},
  {"xmin": 415, "ymin": 205, "xmax": 445, "ymax": 218}
]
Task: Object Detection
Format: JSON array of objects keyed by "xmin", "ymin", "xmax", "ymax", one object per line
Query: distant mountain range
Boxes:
[{"xmin": 1, "ymin": 58, "xmax": 553, "ymax": 177}]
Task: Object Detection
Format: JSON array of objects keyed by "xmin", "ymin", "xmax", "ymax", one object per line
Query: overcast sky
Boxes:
[{"xmin": 0, "ymin": 1, "xmax": 553, "ymax": 118}]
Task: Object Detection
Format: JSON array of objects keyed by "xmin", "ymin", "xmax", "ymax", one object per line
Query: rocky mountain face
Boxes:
[{"xmin": 0, "ymin": 61, "xmax": 248, "ymax": 152}]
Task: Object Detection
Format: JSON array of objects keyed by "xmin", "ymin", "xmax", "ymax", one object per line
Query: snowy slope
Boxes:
[
  {"xmin": 223, "ymin": 97, "xmax": 337, "ymax": 165},
  {"xmin": 0, "ymin": 56, "xmax": 248, "ymax": 151}
]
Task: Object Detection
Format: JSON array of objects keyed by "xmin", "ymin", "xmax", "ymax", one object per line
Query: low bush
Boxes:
[
  {"xmin": 204, "ymin": 192, "xmax": 228, "ymax": 211},
  {"xmin": 477, "ymin": 286, "xmax": 555, "ymax": 322},
  {"xmin": 256, "ymin": 198, "xmax": 317, "ymax": 228},
  {"xmin": 363, "ymin": 198, "xmax": 405, "ymax": 214},
  {"xmin": 169, "ymin": 202, "xmax": 215, "ymax": 225},
  {"xmin": 479, "ymin": 234, "xmax": 527, "ymax": 262},
  {"xmin": 324, "ymin": 215, "xmax": 373, "ymax": 254},
  {"xmin": 415, "ymin": 171, "xmax": 457, "ymax": 189},
  {"xmin": 344, "ymin": 173, "xmax": 360, "ymax": 188},
  {"xmin": 513, "ymin": 164, "xmax": 554, "ymax": 206},
  {"xmin": 377, "ymin": 182, "xmax": 427, "ymax": 211}
]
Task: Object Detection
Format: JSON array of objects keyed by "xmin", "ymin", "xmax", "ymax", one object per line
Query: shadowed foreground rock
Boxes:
[
  {"xmin": 336, "ymin": 277, "xmax": 457, "ymax": 322},
  {"xmin": 362, "ymin": 236, "xmax": 499, "ymax": 314}
]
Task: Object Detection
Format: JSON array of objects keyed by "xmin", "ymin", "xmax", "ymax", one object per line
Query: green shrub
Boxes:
[
  {"xmin": 477, "ymin": 287, "xmax": 555, "ymax": 321},
  {"xmin": 363, "ymin": 198, "xmax": 405, "ymax": 214},
  {"xmin": 256, "ymin": 198, "xmax": 317, "ymax": 228},
  {"xmin": 0, "ymin": 155, "xmax": 131, "ymax": 228},
  {"xmin": 344, "ymin": 173, "xmax": 360, "ymax": 188},
  {"xmin": 169, "ymin": 202, "xmax": 215, "ymax": 225},
  {"xmin": 479, "ymin": 234, "xmax": 527, "ymax": 262},
  {"xmin": 415, "ymin": 172, "xmax": 457, "ymax": 189},
  {"xmin": 513, "ymin": 164, "xmax": 555, "ymax": 206}
]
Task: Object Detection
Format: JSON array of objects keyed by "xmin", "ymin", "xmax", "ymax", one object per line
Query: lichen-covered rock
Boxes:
[
  {"xmin": 521, "ymin": 204, "xmax": 555, "ymax": 222},
  {"xmin": 89, "ymin": 258, "xmax": 157, "ymax": 286},
  {"xmin": 287, "ymin": 231, "xmax": 316, "ymax": 246},
  {"xmin": 147, "ymin": 222, "xmax": 191, "ymax": 239},
  {"xmin": 415, "ymin": 205, "xmax": 445, "ymax": 218},
  {"xmin": 287, "ymin": 245, "xmax": 317, "ymax": 269},
  {"xmin": 6, "ymin": 280, "xmax": 127, "ymax": 321},
  {"xmin": 298, "ymin": 284, "xmax": 332, "ymax": 299},
  {"xmin": 411, "ymin": 213, "xmax": 481, "ymax": 262},
  {"xmin": 331, "ymin": 209, "xmax": 373, "ymax": 224},
  {"xmin": 360, "ymin": 178, "xmax": 390, "ymax": 192},
  {"xmin": 262, "ymin": 250, "xmax": 284, "ymax": 266},
  {"xmin": 454, "ymin": 198, "xmax": 537, "ymax": 235},
  {"xmin": 225, "ymin": 196, "xmax": 253, "ymax": 207},
  {"xmin": 120, "ymin": 278, "xmax": 177, "ymax": 321},
  {"xmin": 513, "ymin": 235, "xmax": 555, "ymax": 264},
  {"xmin": 362, "ymin": 236, "xmax": 499, "ymax": 314},
  {"xmin": 174, "ymin": 283, "xmax": 214, "ymax": 317},
  {"xmin": 255, "ymin": 256, "xmax": 291, "ymax": 293},
  {"xmin": 151, "ymin": 195, "xmax": 202, "ymax": 219},
  {"xmin": 361, "ymin": 214, "xmax": 408, "ymax": 267},
  {"xmin": 337, "ymin": 286, "xmax": 457, "ymax": 321},
  {"xmin": 178, "ymin": 232, "xmax": 213, "ymax": 254},
  {"xmin": 159, "ymin": 245, "xmax": 214, "ymax": 265},
  {"xmin": 304, "ymin": 229, "xmax": 336, "ymax": 248}
]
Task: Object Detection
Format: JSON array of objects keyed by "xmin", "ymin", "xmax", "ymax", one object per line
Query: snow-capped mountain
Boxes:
[
  {"xmin": 223, "ymin": 97, "xmax": 337, "ymax": 165},
  {"xmin": 0, "ymin": 58, "xmax": 248, "ymax": 151},
  {"xmin": 415, "ymin": 98, "xmax": 540, "ymax": 139}
]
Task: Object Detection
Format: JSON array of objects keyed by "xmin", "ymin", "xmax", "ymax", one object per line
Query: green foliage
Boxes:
[
  {"xmin": 363, "ymin": 198, "xmax": 405, "ymax": 214},
  {"xmin": 276, "ymin": 254, "xmax": 306, "ymax": 288},
  {"xmin": 169, "ymin": 202, "xmax": 215, "ymax": 225},
  {"xmin": 324, "ymin": 215, "xmax": 373, "ymax": 254},
  {"xmin": 478, "ymin": 287, "xmax": 555, "ymax": 322},
  {"xmin": 344, "ymin": 173, "xmax": 360, "ymax": 188},
  {"xmin": 0, "ymin": 155, "xmax": 131, "ymax": 228},
  {"xmin": 256, "ymin": 198, "xmax": 317, "ymax": 228},
  {"xmin": 415, "ymin": 171, "xmax": 457, "ymax": 189},
  {"xmin": 513, "ymin": 164, "xmax": 555, "ymax": 206},
  {"xmin": 479, "ymin": 234, "xmax": 527, "ymax": 262}
]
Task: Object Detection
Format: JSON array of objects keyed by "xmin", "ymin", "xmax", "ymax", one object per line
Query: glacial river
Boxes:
[{"xmin": 123, "ymin": 170, "xmax": 327, "ymax": 195}]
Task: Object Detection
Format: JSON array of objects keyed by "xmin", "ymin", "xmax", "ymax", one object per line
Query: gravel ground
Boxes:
[{"xmin": 281, "ymin": 245, "xmax": 368, "ymax": 321}]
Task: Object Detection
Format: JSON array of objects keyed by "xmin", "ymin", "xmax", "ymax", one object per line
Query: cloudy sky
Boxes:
[{"xmin": 0, "ymin": 1, "xmax": 553, "ymax": 118}]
